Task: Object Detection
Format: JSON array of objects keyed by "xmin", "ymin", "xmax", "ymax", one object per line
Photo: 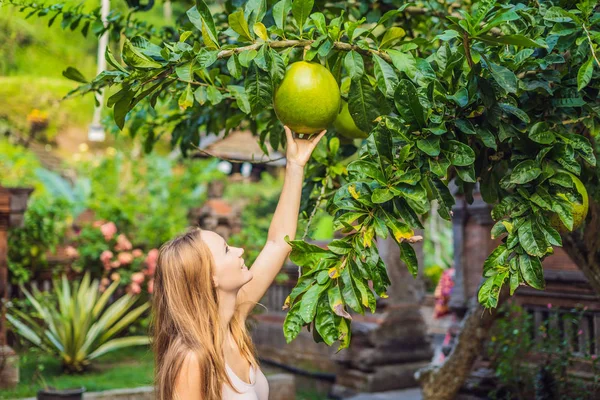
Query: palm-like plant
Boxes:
[{"xmin": 7, "ymin": 274, "xmax": 150, "ymax": 372}]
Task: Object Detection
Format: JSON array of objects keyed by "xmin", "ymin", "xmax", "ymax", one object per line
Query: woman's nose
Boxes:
[{"xmin": 237, "ymin": 247, "xmax": 244, "ymax": 257}]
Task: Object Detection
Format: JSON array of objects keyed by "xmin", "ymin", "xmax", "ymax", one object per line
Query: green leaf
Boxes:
[
  {"xmin": 456, "ymin": 165, "xmax": 476, "ymax": 183},
  {"xmin": 344, "ymin": 51, "xmax": 364, "ymax": 81},
  {"xmin": 443, "ymin": 140, "xmax": 475, "ymax": 166},
  {"xmin": 122, "ymin": 40, "xmax": 162, "ymax": 69},
  {"xmin": 347, "ymin": 160, "xmax": 386, "ymax": 184},
  {"xmin": 341, "ymin": 265, "xmax": 362, "ymax": 313},
  {"xmin": 428, "ymin": 157, "xmax": 451, "ymax": 178},
  {"xmin": 283, "ymin": 302, "xmax": 304, "ymax": 343},
  {"xmin": 206, "ymin": 85, "xmax": 223, "ymax": 105},
  {"xmin": 315, "ymin": 298, "xmax": 338, "ymax": 346},
  {"xmin": 229, "ymin": 9, "xmax": 253, "ymax": 42},
  {"xmin": 417, "ymin": 136, "xmax": 440, "ymax": 156},
  {"xmin": 483, "ymin": 245, "xmax": 508, "ymax": 274},
  {"xmin": 228, "ymin": 85, "xmax": 251, "ymax": 114},
  {"xmin": 528, "ymin": 122, "xmax": 555, "ymax": 144},
  {"xmin": 273, "ymin": 0, "xmax": 292, "ymax": 30},
  {"xmin": 309, "ymin": 12, "xmax": 327, "ymax": 34},
  {"xmin": 386, "ymin": 50, "xmax": 417, "ymax": 80},
  {"xmin": 518, "ymin": 218, "xmax": 548, "ymax": 257},
  {"xmin": 178, "ymin": 84, "xmax": 195, "ymax": 110},
  {"xmin": 476, "ymin": 34, "xmax": 545, "ymax": 48},
  {"xmin": 499, "ymin": 103, "xmax": 530, "ymax": 123},
  {"xmin": 195, "ymin": 0, "xmax": 219, "ymax": 47},
  {"xmin": 384, "ymin": 212, "xmax": 414, "ymax": 243},
  {"xmin": 239, "ymin": 49, "xmax": 258, "ymax": 67},
  {"xmin": 488, "ymin": 62, "xmax": 518, "ymax": 94},
  {"xmin": 394, "ymin": 79, "xmax": 425, "ymax": 128},
  {"xmin": 577, "ymin": 57, "xmax": 594, "ymax": 91},
  {"xmin": 328, "ymin": 284, "xmax": 351, "ymax": 319},
  {"xmin": 328, "ymin": 239, "xmax": 353, "ymax": 255},
  {"xmin": 551, "ymin": 197, "xmax": 573, "ymax": 231},
  {"xmin": 287, "ymin": 238, "xmax": 331, "ymax": 268},
  {"xmin": 227, "ymin": 54, "xmax": 242, "ymax": 79},
  {"xmin": 353, "ymin": 276, "xmax": 376, "ymax": 313},
  {"xmin": 373, "ymin": 54, "xmax": 399, "ymax": 99},
  {"xmin": 518, "ymin": 253, "xmax": 545, "ymax": 290},
  {"xmin": 475, "ymin": 127, "xmax": 497, "ymax": 150},
  {"xmin": 348, "ymin": 75, "xmax": 380, "ymax": 133},
  {"xmin": 194, "ymin": 86, "xmax": 207, "ymax": 105},
  {"xmin": 428, "ymin": 177, "xmax": 455, "ymax": 220},
  {"xmin": 62, "ymin": 67, "xmax": 87, "ymax": 83},
  {"xmin": 292, "ymin": 0, "xmax": 314, "ymax": 32},
  {"xmin": 245, "ymin": 66, "xmax": 273, "ymax": 115},
  {"xmin": 245, "ymin": 0, "xmax": 267, "ymax": 27},
  {"xmin": 299, "ymin": 282, "xmax": 329, "ymax": 323},
  {"xmin": 372, "ymin": 188, "xmax": 394, "ymax": 204},
  {"xmin": 400, "ymin": 242, "xmax": 418, "ymax": 278},
  {"xmin": 510, "ymin": 160, "xmax": 541, "ymax": 184},
  {"xmin": 380, "ymin": 27, "xmax": 405, "ymax": 48}
]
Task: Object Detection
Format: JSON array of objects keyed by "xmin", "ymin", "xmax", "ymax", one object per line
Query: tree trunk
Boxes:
[
  {"xmin": 416, "ymin": 291, "xmax": 507, "ymax": 400},
  {"xmin": 561, "ymin": 199, "xmax": 600, "ymax": 295}
]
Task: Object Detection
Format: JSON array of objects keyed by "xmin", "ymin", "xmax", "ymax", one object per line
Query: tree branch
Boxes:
[
  {"xmin": 582, "ymin": 24, "xmax": 600, "ymax": 68},
  {"xmin": 215, "ymin": 40, "xmax": 394, "ymax": 63}
]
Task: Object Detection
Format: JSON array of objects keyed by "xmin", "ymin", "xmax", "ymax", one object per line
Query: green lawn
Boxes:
[{"xmin": 0, "ymin": 346, "xmax": 154, "ymax": 399}]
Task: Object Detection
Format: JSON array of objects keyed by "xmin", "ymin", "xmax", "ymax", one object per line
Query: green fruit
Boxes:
[
  {"xmin": 548, "ymin": 173, "xmax": 589, "ymax": 233},
  {"xmin": 273, "ymin": 61, "xmax": 341, "ymax": 135},
  {"xmin": 333, "ymin": 100, "xmax": 368, "ymax": 139}
]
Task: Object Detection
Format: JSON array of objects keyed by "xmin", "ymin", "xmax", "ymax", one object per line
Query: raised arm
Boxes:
[{"xmin": 237, "ymin": 127, "xmax": 326, "ymax": 317}]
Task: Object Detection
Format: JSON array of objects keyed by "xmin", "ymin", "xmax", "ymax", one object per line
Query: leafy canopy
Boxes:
[{"xmin": 15, "ymin": 0, "xmax": 600, "ymax": 350}]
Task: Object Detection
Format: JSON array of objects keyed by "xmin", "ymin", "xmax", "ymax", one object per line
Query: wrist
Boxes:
[{"xmin": 286, "ymin": 160, "xmax": 305, "ymax": 171}]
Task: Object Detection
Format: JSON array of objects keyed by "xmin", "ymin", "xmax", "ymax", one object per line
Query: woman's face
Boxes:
[{"xmin": 201, "ymin": 230, "xmax": 252, "ymax": 292}]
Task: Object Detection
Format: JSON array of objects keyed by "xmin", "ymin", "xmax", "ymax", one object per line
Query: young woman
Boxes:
[{"xmin": 151, "ymin": 127, "xmax": 327, "ymax": 400}]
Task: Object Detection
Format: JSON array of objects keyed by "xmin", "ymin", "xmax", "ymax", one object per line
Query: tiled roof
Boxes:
[{"xmin": 196, "ymin": 130, "xmax": 286, "ymax": 166}]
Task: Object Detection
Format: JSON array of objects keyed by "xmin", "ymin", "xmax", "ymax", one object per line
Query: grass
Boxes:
[{"xmin": 0, "ymin": 345, "xmax": 154, "ymax": 399}]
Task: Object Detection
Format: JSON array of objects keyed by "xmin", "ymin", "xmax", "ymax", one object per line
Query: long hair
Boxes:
[{"xmin": 151, "ymin": 227, "xmax": 256, "ymax": 400}]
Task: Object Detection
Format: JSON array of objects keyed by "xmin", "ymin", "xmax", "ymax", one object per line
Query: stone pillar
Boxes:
[
  {"xmin": 448, "ymin": 192, "xmax": 497, "ymax": 314},
  {"xmin": 331, "ymin": 235, "xmax": 433, "ymax": 397},
  {"xmin": 0, "ymin": 186, "xmax": 33, "ymax": 389}
]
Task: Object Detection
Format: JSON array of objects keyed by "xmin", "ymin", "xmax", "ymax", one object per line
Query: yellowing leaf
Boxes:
[
  {"xmin": 253, "ymin": 22, "xmax": 269, "ymax": 41},
  {"xmin": 379, "ymin": 292, "xmax": 389, "ymax": 298},
  {"xmin": 363, "ymin": 226, "xmax": 374, "ymax": 247},
  {"xmin": 502, "ymin": 221, "xmax": 514, "ymax": 234},
  {"xmin": 349, "ymin": 184, "xmax": 359, "ymax": 199},
  {"xmin": 202, "ymin": 23, "xmax": 218, "ymax": 49},
  {"xmin": 328, "ymin": 267, "xmax": 340, "ymax": 279},
  {"xmin": 282, "ymin": 295, "xmax": 290, "ymax": 310}
]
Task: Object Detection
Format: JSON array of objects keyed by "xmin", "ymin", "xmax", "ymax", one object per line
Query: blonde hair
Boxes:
[{"xmin": 151, "ymin": 227, "xmax": 256, "ymax": 400}]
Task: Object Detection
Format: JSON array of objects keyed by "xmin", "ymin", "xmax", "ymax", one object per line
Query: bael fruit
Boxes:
[
  {"xmin": 548, "ymin": 172, "xmax": 589, "ymax": 233},
  {"xmin": 333, "ymin": 100, "xmax": 368, "ymax": 139},
  {"xmin": 273, "ymin": 61, "xmax": 341, "ymax": 135}
]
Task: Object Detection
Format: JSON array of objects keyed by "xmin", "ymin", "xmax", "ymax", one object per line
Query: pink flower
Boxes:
[
  {"xmin": 110, "ymin": 260, "xmax": 121, "ymax": 269},
  {"xmin": 547, "ymin": 303, "xmax": 552, "ymax": 309},
  {"xmin": 65, "ymin": 246, "xmax": 79, "ymax": 258},
  {"xmin": 100, "ymin": 222, "xmax": 117, "ymax": 241},
  {"xmin": 93, "ymin": 220, "xmax": 106, "ymax": 228},
  {"xmin": 131, "ymin": 272, "xmax": 145, "ymax": 285},
  {"xmin": 592, "ymin": 355, "xmax": 598, "ymax": 360},
  {"xmin": 101, "ymin": 278, "xmax": 110, "ymax": 286},
  {"xmin": 147, "ymin": 279, "xmax": 154, "ymax": 294},
  {"xmin": 110, "ymin": 272, "xmax": 121, "ymax": 281},
  {"xmin": 145, "ymin": 249, "xmax": 159, "ymax": 275},
  {"xmin": 578, "ymin": 330, "xmax": 583, "ymax": 336},
  {"xmin": 114, "ymin": 234, "xmax": 132, "ymax": 251},
  {"xmin": 100, "ymin": 250, "xmax": 113, "ymax": 264},
  {"xmin": 99, "ymin": 285, "xmax": 106, "ymax": 293},
  {"xmin": 130, "ymin": 282, "xmax": 141, "ymax": 295},
  {"xmin": 132, "ymin": 249, "xmax": 143, "ymax": 258},
  {"xmin": 117, "ymin": 252, "xmax": 134, "ymax": 265}
]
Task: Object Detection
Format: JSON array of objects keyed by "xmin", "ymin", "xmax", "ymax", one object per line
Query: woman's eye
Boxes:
[{"xmin": 226, "ymin": 246, "xmax": 230, "ymax": 253}]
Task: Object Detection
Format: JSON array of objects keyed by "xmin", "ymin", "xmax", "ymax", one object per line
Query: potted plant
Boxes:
[{"xmin": 6, "ymin": 273, "xmax": 150, "ymax": 398}]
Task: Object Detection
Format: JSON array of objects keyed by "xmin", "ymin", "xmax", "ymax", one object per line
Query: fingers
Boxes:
[
  {"xmin": 284, "ymin": 125, "xmax": 294, "ymax": 143},
  {"xmin": 309, "ymin": 130, "xmax": 327, "ymax": 148}
]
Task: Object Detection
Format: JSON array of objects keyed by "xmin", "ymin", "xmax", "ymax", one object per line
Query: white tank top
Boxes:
[{"xmin": 222, "ymin": 363, "xmax": 269, "ymax": 400}]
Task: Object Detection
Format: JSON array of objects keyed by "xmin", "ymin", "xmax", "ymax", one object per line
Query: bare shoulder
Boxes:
[{"xmin": 174, "ymin": 350, "xmax": 203, "ymax": 400}]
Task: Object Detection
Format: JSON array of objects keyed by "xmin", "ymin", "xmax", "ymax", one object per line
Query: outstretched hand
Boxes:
[{"xmin": 284, "ymin": 126, "xmax": 327, "ymax": 168}]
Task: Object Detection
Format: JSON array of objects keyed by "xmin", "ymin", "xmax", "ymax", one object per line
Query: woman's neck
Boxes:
[{"xmin": 217, "ymin": 290, "xmax": 238, "ymax": 333}]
